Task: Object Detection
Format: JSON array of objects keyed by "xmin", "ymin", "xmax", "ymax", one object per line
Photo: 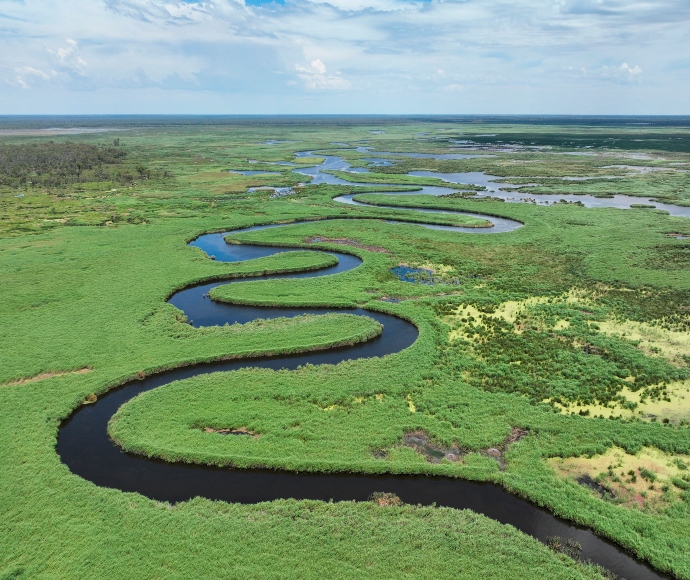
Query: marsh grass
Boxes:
[{"xmin": 2, "ymin": 120, "xmax": 690, "ymax": 578}]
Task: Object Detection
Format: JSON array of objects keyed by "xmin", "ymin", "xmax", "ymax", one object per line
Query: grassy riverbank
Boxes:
[
  {"xmin": 0, "ymin": 215, "xmax": 606, "ymax": 580},
  {"xmin": 2, "ymin": 119, "xmax": 690, "ymax": 578}
]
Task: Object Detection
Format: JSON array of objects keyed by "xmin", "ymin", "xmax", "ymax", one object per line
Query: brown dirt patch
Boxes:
[
  {"xmin": 403, "ymin": 430, "xmax": 463, "ymax": 463},
  {"xmin": 203, "ymin": 426, "xmax": 260, "ymax": 438},
  {"xmin": 2, "ymin": 367, "xmax": 91, "ymax": 387},
  {"xmin": 478, "ymin": 427, "xmax": 529, "ymax": 470},
  {"xmin": 399, "ymin": 427, "xmax": 529, "ymax": 469}
]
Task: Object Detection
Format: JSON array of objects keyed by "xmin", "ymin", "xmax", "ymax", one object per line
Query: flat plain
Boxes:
[{"xmin": 2, "ymin": 117, "xmax": 690, "ymax": 579}]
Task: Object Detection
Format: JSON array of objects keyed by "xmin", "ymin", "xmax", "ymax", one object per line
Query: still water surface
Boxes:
[{"xmin": 59, "ymin": 220, "xmax": 666, "ymax": 579}]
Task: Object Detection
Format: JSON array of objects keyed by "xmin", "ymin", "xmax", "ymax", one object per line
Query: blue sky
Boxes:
[{"xmin": 1, "ymin": 0, "xmax": 689, "ymax": 114}]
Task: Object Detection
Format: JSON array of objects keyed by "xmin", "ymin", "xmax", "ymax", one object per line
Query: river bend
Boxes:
[{"xmin": 58, "ymin": 221, "xmax": 666, "ymax": 578}]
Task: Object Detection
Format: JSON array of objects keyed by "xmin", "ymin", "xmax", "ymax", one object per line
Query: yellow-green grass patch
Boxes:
[{"xmin": 550, "ymin": 445, "xmax": 690, "ymax": 511}]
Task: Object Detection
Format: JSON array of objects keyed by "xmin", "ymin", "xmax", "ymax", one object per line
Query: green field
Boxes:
[{"xmin": 2, "ymin": 118, "xmax": 690, "ymax": 578}]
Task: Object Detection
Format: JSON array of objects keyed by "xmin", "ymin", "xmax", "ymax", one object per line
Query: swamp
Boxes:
[{"xmin": 2, "ymin": 116, "xmax": 690, "ymax": 579}]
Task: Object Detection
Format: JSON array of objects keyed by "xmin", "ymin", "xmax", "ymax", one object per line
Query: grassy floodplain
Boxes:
[{"xmin": 2, "ymin": 116, "xmax": 690, "ymax": 578}]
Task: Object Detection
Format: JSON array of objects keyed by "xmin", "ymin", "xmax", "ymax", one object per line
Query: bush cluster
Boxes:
[{"xmin": 0, "ymin": 142, "xmax": 127, "ymax": 187}]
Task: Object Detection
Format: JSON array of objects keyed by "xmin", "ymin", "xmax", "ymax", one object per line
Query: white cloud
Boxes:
[
  {"xmin": 0, "ymin": 0, "xmax": 687, "ymax": 112},
  {"xmin": 296, "ymin": 59, "xmax": 350, "ymax": 89},
  {"xmin": 620, "ymin": 62, "xmax": 642, "ymax": 77},
  {"xmin": 601, "ymin": 61, "xmax": 643, "ymax": 82},
  {"xmin": 48, "ymin": 39, "xmax": 88, "ymax": 76},
  {"xmin": 13, "ymin": 66, "xmax": 53, "ymax": 89}
]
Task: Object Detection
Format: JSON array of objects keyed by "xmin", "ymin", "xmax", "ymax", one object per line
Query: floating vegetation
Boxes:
[
  {"xmin": 546, "ymin": 536, "xmax": 582, "ymax": 559},
  {"xmin": 369, "ymin": 491, "xmax": 403, "ymax": 506}
]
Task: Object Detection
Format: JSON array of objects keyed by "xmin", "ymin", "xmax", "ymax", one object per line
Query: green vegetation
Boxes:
[
  {"xmin": 2, "ymin": 118, "xmax": 690, "ymax": 578},
  {"xmin": 0, "ymin": 142, "xmax": 127, "ymax": 187}
]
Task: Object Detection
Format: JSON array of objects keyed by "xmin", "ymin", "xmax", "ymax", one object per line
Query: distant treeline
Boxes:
[
  {"xmin": 0, "ymin": 142, "xmax": 165, "ymax": 187},
  {"xmin": 1, "ymin": 114, "xmax": 690, "ymax": 129},
  {"xmin": 461, "ymin": 132, "xmax": 690, "ymax": 153}
]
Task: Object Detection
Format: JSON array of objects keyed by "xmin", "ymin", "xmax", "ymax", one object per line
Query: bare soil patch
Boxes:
[
  {"xmin": 399, "ymin": 427, "xmax": 529, "ymax": 470},
  {"xmin": 2, "ymin": 367, "xmax": 91, "ymax": 387},
  {"xmin": 203, "ymin": 426, "xmax": 260, "ymax": 438}
]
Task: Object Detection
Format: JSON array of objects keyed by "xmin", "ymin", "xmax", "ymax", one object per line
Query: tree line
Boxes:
[{"xmin": 0, "ymin": 142, "xmax": 166, "ymax": 187}]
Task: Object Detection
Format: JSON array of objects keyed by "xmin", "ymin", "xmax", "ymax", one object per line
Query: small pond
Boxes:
[{"xmin": 392, "ymin": 265, "xmax": 436, "ymax": 285}]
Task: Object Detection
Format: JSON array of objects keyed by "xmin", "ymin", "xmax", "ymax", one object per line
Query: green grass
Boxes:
[
  {"xmin": 2, "ymin": 120, "xmax": 690, "ymax": 578},
  {"xmin": 0, "ymin": 216, "xmax": 606, "ymax": 580}
]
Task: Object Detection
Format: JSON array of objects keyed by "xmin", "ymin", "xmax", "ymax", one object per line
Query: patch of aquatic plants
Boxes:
[{"xmin": 545, "ymin": 535, "xmax": 617, "ymax": 580}]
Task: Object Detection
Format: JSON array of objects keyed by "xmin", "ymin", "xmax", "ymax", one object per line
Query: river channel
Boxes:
[
  {"xmin": 57, "ymin": 156, "xmax": 678, "ymax": 579},
  {"xmin": 292, "ymin": 150, "xmax": 690, "ymax": 219}
]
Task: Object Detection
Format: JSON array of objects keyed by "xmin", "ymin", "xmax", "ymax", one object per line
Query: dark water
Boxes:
[{"xmin": 57, "ymin": 221, "xmax": 668, "ymax": 579}]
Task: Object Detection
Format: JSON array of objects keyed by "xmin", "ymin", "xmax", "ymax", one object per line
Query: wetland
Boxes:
[{"xmin": 3, "ymin": 116, "xmax": 690, "ymax": 579}]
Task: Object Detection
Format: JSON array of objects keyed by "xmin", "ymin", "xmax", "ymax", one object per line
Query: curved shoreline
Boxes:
[
  {"xmin": 57, "ymin": 221, "xmax": 668, "ymax": 580},
  {"xmin": 291, "ymin": 150, "xmax": 690, "ymax": 219}
]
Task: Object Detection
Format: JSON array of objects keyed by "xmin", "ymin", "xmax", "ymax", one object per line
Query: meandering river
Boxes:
[
  {"xmin": 58, "ymin": 157, "xmax": 674, "ymax": 579},
  {"xmin": 294, "ymin": 150, "xmax": 690, "ymax": 219}
]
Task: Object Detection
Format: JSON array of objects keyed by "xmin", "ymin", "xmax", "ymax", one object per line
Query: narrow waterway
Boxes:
[
  {"xmin": 291, "ymin": 150, "xmax": 690, "ymax": 219},
  {"xmin": 59, "ymin": 218, "xmax": 667, "ymax": 580}
]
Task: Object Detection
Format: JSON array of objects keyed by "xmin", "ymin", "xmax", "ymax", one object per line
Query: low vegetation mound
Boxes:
[{"xmin": 551, "ymin": 446, "xmax": 690, "ymax": 512}]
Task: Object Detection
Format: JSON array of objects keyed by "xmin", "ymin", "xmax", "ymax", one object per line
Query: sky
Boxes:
[{"xmin": 1, "ymin": 0, "xmax": 689, "ymax": 114}]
